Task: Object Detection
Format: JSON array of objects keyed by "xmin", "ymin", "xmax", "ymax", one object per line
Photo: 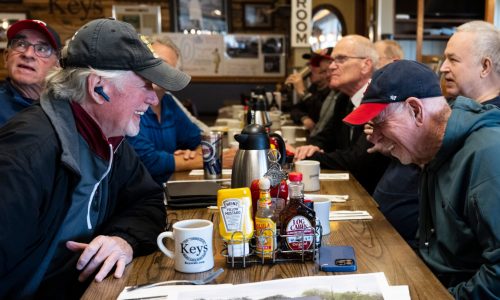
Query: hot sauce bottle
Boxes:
[
  {"xmin": 279, "ymin": 172, "xmax": 316, "ymax": 260},
  {"xmin": 255, "ymin": 177, "xmax": 277, "ymax": 259}
]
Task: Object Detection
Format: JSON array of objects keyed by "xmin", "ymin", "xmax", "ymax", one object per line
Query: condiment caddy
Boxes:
[{"xmin": 220, "ymin": 225, "xmax": 322, "ymax": 268}]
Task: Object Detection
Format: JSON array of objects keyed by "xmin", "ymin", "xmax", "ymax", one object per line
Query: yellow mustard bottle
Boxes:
[{"xmin": 217, "ymin": 187, "xmax": 254, "ymax": 257}]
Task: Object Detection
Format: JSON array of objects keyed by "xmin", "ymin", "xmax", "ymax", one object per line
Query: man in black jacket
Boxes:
[
  {"xmin": 0, "ymin": 19, "xmax": 190, "ymax": 299},
  {"xmin": 294, "ymin": 35, "xmax": 389, "ymax": 194}
]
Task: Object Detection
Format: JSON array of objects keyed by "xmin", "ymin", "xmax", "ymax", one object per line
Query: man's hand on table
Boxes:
[
  {"xmin": 174, "ymin": 148, "xmax": 201, "ymax": 160},
  {"xmin": 294, "ymin": 145, "xmax": 323, "ymax": 161},
  {"xmin": 66, "ymin": 235, "xmax": 133, "ymax": 282}
]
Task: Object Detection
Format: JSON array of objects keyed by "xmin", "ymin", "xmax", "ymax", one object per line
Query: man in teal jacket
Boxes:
[{"xmin": 344, "ymin": 60, "xmax": 500, "ymax": 299}]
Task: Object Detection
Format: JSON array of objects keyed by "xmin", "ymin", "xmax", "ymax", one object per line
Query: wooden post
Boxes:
[
  {"xmin": 416, "ymin": 0, "xmax": 424, "ymax": 62},
  {"xmin": 485, "ymin": 0, "xmax": 495, "ymax": 23}
]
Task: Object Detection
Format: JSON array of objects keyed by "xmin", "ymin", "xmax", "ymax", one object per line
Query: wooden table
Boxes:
[{"xmin": 82, "ymin": 171, "xmax": 452, "ymax": 299}]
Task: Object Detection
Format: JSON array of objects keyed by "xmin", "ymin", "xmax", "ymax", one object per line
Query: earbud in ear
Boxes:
[{"xmin": 94, "ymin": 86, "xmax": 110, "ymax": 102}]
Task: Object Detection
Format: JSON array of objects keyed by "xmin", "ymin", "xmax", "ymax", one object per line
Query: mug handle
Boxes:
[{"xmin": 157, "ymin": 232, "xmax": 175, "ymax": 258}]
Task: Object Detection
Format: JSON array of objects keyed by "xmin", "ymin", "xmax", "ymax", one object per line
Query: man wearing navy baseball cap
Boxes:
[
  {"xmin": 0, "ymin": 19, "xmax": 62, "ymax": 125},
  {"xmin": 0, "ymin": 18, "xmax": 190, "ymax": 298},
  {"xmin": 345, "ymin": 60, "xmax": 500, "ymax": 298}
]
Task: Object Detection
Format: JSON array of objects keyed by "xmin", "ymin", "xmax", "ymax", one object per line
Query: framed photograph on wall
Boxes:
[
  {"xmin": 112, "ymin": 5, "xmax": 161, "ymax": 35},
  {"xmin": 170, "ymin": 0, "xmax": 230, "ymax": 34},
  {"xmin": 243, "ymin": 2, "xmax": 273, "ymax": 29},
  {"xmin": 0, "ymin": 13, "xmax": 27, "ymax": 49}
]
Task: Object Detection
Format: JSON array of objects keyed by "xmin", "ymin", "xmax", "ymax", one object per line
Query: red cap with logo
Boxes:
[{"xmin": 7, "ymin": 19, "xmax": 62, "ymax": 50}]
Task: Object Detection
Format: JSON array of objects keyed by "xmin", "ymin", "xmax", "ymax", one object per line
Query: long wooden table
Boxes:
[{"xmin": 82, "ymin": 171, "xmax": 452, "ymax": 299}]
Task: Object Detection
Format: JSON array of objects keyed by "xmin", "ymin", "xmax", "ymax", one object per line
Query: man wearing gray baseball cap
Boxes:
[{"xmin": 0, "ymin": 18, "xmax": 190, "ymax": 298}]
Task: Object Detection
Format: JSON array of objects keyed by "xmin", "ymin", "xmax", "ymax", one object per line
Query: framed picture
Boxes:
[
  {"xmin": 243, "ymin": 2, "xmax": 273, "ymax": 29},
  {"xmin": 0, "ymin": 13, "xmax": 27, "ymax": 49},
  {"xmin": 112, "ymin": 5, "xmax": 161, "ymax": 35},
  {"xmin": 170, "ymin": 0, "xmax": 230, "ymax": 34}
]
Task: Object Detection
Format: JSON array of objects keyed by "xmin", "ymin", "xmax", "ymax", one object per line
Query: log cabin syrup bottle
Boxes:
[{"xmin": 279, "ymin": 172, "xmax": 316, "ymax": 260}]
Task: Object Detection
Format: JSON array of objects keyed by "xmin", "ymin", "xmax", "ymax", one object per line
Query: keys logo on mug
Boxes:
[
  {"xmin": 181, "ymin": 237, "xmax": 209, "ymax": 263},
  {"xmin": 157, "ymin": 219, "xmax": 214, "ymax": 273}
]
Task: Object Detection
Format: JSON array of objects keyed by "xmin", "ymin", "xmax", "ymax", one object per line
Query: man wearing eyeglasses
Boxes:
[
  {"xmin": 0, "ymin": 19, "xmax": 61, "ymax": 125},
  {"xmin": 294, "ymin": 35, "xmax": 389, "ymax": 194}
]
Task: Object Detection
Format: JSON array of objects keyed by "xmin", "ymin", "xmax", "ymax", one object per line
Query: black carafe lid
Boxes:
[{"xmin": 234, "ymin": 124, "xmax": 270, "ymax": 150}]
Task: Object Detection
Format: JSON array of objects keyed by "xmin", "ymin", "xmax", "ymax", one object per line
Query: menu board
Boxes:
[{"xmin": 166, "ymin": 33, "xmax": 286, "ymax": 77}]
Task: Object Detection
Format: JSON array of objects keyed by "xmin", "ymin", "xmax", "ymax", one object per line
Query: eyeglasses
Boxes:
[
  {"xmin": 331, "ymin": 55, "xmax": 366, "ymax": 64},
  {"xmin": 9, "ymin": 39, "xmax": 54, "ymax": 58}
]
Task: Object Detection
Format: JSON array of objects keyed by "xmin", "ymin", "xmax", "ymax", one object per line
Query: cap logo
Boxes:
[
  {"xmin": 140, "ymin": 34, "xmax": 158, "ymax": 58},
  {"xmin": 390, "ymin": 95, "xmax": 397, "ymax": 101},
  {"xmin": 33, "ymin": 20, "xmax": 47, "ymax": 27}
]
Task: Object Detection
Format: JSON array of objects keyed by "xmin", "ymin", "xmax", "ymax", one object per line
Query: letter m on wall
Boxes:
[{"xmin": 291, "ymin": 0, "xmax": 311, "ymax": 47}]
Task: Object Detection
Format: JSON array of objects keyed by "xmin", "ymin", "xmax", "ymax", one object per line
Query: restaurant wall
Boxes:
[{"xmin": 0, "ymin": 0, "xmax": 355, "ymax": 117}]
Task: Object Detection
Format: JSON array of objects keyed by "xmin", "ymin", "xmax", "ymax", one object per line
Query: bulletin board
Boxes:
[{"xmin": 165, "ymin": 33, "xmax": 286, "ymax": 82}]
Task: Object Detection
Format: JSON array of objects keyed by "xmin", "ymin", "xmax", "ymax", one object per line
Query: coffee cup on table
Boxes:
[
  {"xmin": 157, "ymin": 219, "xmax": 214, "ymax": 273},
  {"xmin": 227, "ymin": 128, "xmax": 241, "ymax": 145},
  {"xmin": 311, "ymin": 197, "xmax": 331, "ymax": 235},
  {"xmin": 294, "ymin": 160, "xmax": 320, "ymax": 192},
  {"xmin": 280, "ymin": 125, "xmax": 296, "ymax": 144}
]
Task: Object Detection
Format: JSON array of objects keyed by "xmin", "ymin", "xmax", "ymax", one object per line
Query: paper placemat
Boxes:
[
  {"xmin": 330, "ymin": 210, "xmax": 373, "ymax": 221},
  {"xmin": 189, "ymin": 169, "xmax": 232, "ymax": 176},
  {"xmin": 319, "ymin": 173, "xmax": 349, "ymax": 180},
  {"xmin": 304, "ymin": 194, "xmax": 349, "ymax": 203}
]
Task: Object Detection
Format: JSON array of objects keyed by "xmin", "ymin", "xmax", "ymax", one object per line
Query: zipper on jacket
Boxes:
[{"xmin": 86, "ymin": 143, "xmax": 114, "ymax": 230}]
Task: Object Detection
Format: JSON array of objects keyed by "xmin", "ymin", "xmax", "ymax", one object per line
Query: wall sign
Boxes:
[
  {"xmin": 291, "ymin": 0, "xmax": 311, "ymax": 47},
  {"xmin": 112, "ymin": 5, "xmax": 161, "ymax": 35},
  {"xmin": 166, "ymin": 33, "xmax": 285, "ymax": 77}
]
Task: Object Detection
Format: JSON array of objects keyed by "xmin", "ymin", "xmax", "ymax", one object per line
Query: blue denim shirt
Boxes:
[
  {"xmin": 0, "ymin": 79, "xmax": 36, "ymax": 126},
  {"xmin": 127, "ymin": 92, "xmax": 201, "ymax": 184}
]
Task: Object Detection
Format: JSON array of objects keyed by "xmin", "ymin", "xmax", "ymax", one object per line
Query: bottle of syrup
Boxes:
[{"xmin": 279, "ymin": 172, "xmax": 316, "ymax": 260}]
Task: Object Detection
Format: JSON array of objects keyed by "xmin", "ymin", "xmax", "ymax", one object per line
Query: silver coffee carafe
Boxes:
[{"xmin": 231, "ymin": 124, "xmax": 286, "ymax": 188}]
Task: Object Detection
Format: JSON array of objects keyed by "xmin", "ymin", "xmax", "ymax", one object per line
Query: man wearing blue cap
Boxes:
[
  {"xmin": 0, "ymin": 18, "xmax": 191, "ymax": 298},
  {"xmin": 0, "ymin": 19, "xmax": 62, "ymax": 125},
  {"xmin": 344, "ymin": 60, "xmax": 500, "ymax": 299}
]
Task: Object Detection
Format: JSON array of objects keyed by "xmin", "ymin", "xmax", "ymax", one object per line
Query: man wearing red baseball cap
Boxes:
[
  {"xmin": 287, "ymin": 47, "xmax": 336, "ymax": 133},
  {"xmin": 0, "ymin": 19, "xmax": 61, "ymax": 125}
]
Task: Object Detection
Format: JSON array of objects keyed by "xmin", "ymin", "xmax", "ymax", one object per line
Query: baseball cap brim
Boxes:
[
  {"xmin": 136, "ymin": 61, "xmax": 191, "ymax": 91},
  {"xmin": 7, "ymin": 19, "xmax": 61, "ymax": 50},
  {"xmin": 343, "ymin": 102, "xmax": 388, "ymax": 125}
]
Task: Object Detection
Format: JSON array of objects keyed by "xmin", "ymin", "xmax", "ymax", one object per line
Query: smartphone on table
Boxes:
[{"xmin": 319, "ymin": 245, "xmax": 357, "ymax": 272}]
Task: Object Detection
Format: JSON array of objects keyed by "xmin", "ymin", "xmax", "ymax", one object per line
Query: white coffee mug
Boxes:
[
  {"xmin": 231, "ymin": 105, "xmax": 244, "ymax": 119},
  {"xmin": 227, "ymin": 128, "xmax": 241, "ymax": 145},
  {"xmin": 281, "ymin": 126, "xmax": 296, "ymax": 144},
  {"xmin": 311, "ymin": 197, "xmax": 331, "ymax": 235},
  {"xmin": 295, "ymin": 160, "xmax": 320, "ymax": 192},
  {"xmin": 157, "ymin": 219, "xmax": 214, "ymax": 273}
]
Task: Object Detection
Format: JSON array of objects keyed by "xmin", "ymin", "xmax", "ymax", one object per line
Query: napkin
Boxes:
[
  {"xmin": 304, "ymin": 194, "xmax": 349, "ymax": 203},
  {"xmin": 319, "ymin": 173, "xmax": 349, "ymax": 180},
  {"xmin": 330, "ymin": 210, "xmax": 373, "ymax": 221},
  {"xmin": 189, "ymin": 169, "xmax": 232, "ymax": 176}
]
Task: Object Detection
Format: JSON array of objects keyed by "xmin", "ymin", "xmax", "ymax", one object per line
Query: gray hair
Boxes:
[
  {"xmin": 456, "ymin": 21, "xmax": 500, "ymax": 75},
  {"xmin": 375, "ymin": 40, "xmax": 404, "ymax": 60},
  {"xmin": 42, "ymin": 68, "xmax": 132, "ymax": 104},
  {"xmin": 148, "ymin": 34, "xmax": 182, "ymax": 69},
  {"xmin": 341, "ymin": 35, "xmax": 379, "ymax": 71},
  {"xmin": 374, "ymin": 96, "xmax": 449, "ymax": 125}
]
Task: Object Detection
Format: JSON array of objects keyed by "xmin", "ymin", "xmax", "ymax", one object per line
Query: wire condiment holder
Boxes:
[{"xmin": 221, "ymin": 224, "xmax": 322, "ymax": 268}]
